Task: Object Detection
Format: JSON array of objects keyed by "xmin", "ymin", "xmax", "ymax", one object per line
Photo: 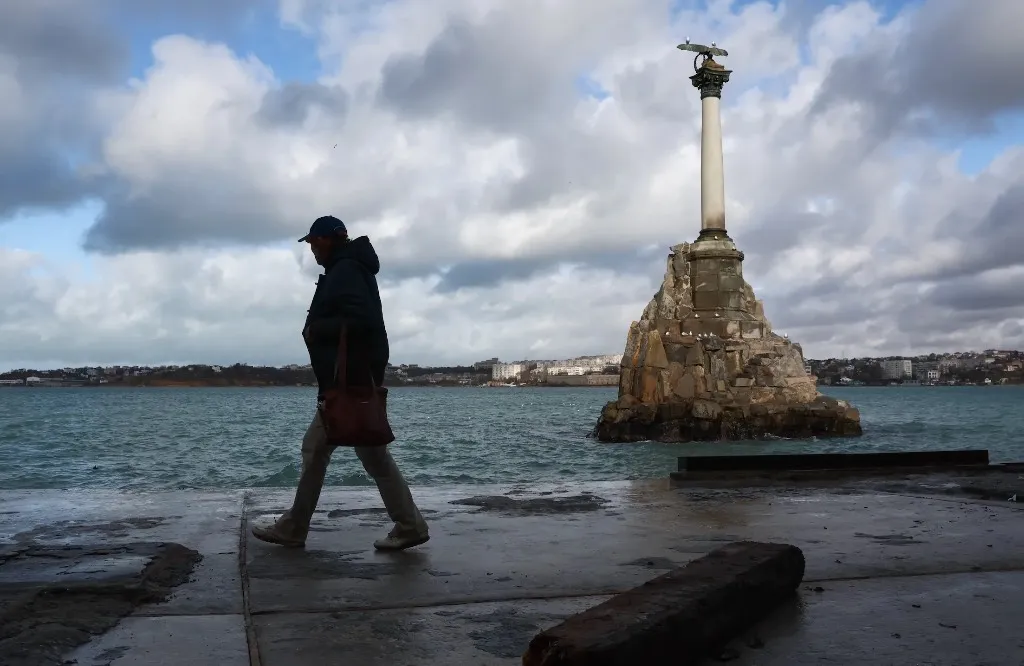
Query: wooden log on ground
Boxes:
[{"xmin": 522, "ymin": 541, "xmax": 805, "ymax": 666}]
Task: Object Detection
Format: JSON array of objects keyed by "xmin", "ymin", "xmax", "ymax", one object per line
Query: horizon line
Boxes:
[{"xmin": 2, "ymin": 348, "xmax": 1022, "ymax": 375}]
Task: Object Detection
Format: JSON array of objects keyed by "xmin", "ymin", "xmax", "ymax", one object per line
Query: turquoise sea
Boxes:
[{"xmin": 0, "ymin": 386, "xmax": 1021, "ymax": 490}]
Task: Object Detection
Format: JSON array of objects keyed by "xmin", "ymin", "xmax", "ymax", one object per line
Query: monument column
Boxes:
[{"xmin": 680, "ymin": 43, "xmax": 731, "ymax": 238}]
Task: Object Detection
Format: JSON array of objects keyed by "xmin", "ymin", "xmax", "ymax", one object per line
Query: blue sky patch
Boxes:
[
  {"xmin": 941, "ymin": 112, "xmax": 1024, "ymax": 175},
  {"xmin": 118, "ymin": 1, "xmax": 322, "ymax": 83},
  {"xmin": 0, "ymin": 199, "xmax": 103, "ymax": 276},
  {"xmin": 575, "ymin": 75, "xmax": 611, "ymax": 101}
]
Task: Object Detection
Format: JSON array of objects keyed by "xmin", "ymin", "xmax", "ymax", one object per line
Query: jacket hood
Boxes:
[{"xmin": 326, "ymin": 236, "xmax": 380, "ymax": 275}]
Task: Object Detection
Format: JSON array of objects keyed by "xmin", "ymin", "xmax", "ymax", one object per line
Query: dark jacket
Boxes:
[{"xmin": 303, "ymin": 236, "xmax": 390, "ymax": 396}]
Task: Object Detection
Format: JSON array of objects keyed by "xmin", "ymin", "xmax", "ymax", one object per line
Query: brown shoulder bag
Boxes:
[{"xmin": 318, "ymin": 326, "xmax": 395, "ymax": 447}]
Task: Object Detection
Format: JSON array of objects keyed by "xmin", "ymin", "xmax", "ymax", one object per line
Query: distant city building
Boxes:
[
  {"xmin": 544, "ymin": 364, "xmax": 587, "ymax": 376},
  {"xmin": 938, "ymin": 359, "xmax": 962, "ymax": 374},
  {"xmin": 882, "ymin": 359, "xmax": 913, "ymax": 380},
  {"xmin": 489, "ymin": 355, "xmax": 623, "ymax": 382},
  {"xmin": 535, "ymin": 354, "xmax": 623, "ymax": 376},
  {"xmin": 473, "ymin": 358, "xmax": 499, "ymax": 371},
  {"xmin": 492, "ymin": 363, "xmax": 526, "ymax": 381}
]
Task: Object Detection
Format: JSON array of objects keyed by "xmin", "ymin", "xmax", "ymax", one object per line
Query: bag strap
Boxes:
[{"xmin": 333, "ymin": 325, "xmax": 349, "ymax": 390}]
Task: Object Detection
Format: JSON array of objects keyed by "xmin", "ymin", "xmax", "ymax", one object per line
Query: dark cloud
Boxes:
[
  {"xmin": 83, "ymin": 171, "xmax": 288, "ymax": 253},
  {"xmin": 1000, "ymin": 320, "xmax": 1024, "ymax": 339},
  {"xmin": 814, "ymin": 0, "xmax": 1024, "ymax": 136},
  {"xmin": 377, "ymin": 14, "xmax": 577, "ymax": 133},
  {"xmin": 770, "ymin": 298, "xmax": 878, "ymax": 330},
  {"xmin": 493, "ymin": 127, "xmax": 634, "ymax": 213},
  {"xmin": 973, "ymin": 183, "xmax": 1024, "ymax": 267},
  {"xmin": 737, "ymin": 209, "xmax": 833, "ymax": 270},
  {"xmin": 0, "ymin": 0, "xmax": 283, "ymax": 223},
  {"xmin": 907, "ymin": 183, "xmax": 1024, "ymax": 283},
  {"xmin": 377, "ymin": 13, "xmax": 658, "ymax": 218},
  {"xmin": 435, "ymin": 257, "xmax": 554, "ymax": 292},
  {"xmin": 774, "ymin": 0, "xmax": 852, "ymax": 33},
  {"xmin": 114, "ymin": 0, "xmax": 267, "ymax": 24},
  {"xmin": 0, "ymin": 143, "xmax": 90, "ymax": 219},
  {"xmin": 0, "ymin": 2, "xmax": 125, "ymax": 82},
  {"xmin": 764, "ymin": 273, "xmax": 916, "ymax": 333},
  {"xmin": 895, "ymin": 297, "xmax": 1021, "ymax": 333},
  {"xmin": 927, "ymin": 274, "xmax": 1024, "ymax": 313},
  {"xmin": 82, "ymin": 150, "xmax": 427, "ymax": 253},
  {"xmin": 0, "ymin": 0, "xmax": 268, "ymax": 89},
  {"xmin": 0, "ymin": 1, "xmax": 127, "ymax": 219},
  {"xmin": 611, "ymin": 59, "xmax": 695, "ymax": 125},
  {"xmin": 256, "ymin": 82, "xmax": 349, "ymax": 126},
  {"xmin": 760, "ymin": 275, "xmax": 848, "ymax": 313},
  {"xmin": 433, "ymin": 246, "xmax": 660, "ymax": 293}
]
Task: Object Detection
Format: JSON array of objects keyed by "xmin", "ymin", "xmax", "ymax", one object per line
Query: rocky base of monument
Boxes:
[
  {"xmin": 593, "ymin": 392, "xmax": 863, "ymax": 443},
  {"xmin": 592, "ymin": 328, "xmax": 864, "ymax": 443},
  {"xmin": 594, "ymin": 238, "xmax": 862, "ymax": 444}
]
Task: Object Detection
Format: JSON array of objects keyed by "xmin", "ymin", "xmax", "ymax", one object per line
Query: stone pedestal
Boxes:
[{"xmin": 593, "ymin": 237, "xmax": 862, "ymax": 442}]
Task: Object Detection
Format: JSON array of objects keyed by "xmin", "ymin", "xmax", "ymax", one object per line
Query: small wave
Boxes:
[
  {"xmin": 1, "ymin": 385, "xmax": 1022, "ymax": 489},
  {"xmin": 254, "ymin": 464, "xmax": 299, "ymax": 487}
]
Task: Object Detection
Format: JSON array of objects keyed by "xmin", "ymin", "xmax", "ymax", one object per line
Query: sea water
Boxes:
[{"xmin": 0, "ymin": 386, "xmax": 1021, "ymax": 490}]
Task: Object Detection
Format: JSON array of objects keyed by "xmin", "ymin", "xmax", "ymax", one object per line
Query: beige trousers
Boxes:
[{"xmin": 277, "ymin": 410, "xmax": 426, "ymax": 539}]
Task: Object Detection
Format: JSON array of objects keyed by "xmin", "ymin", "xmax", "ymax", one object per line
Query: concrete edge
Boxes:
[
  {"xmin": 677, "ymin": 450, "xmax": 991, "ymax": 472},
  {"xmin": 521, "ymin": 541, "xmax": 805, "ymax": 666},
  {"xmin": 238, "ymin": 491, "xmax": 264, "ymax": 666},
  {"xmin": 669, "ymin": 464, "xmax": 1024, "ymax": 487}
]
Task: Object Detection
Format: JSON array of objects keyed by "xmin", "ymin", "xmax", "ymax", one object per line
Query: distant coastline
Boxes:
[
  {"xmin": 826, "ymin": 383, "xmax": 1020, "ymax": 388},
  {"xmin": 0, "ymin": 363, "xmax": 620, "ymax": 389},
  {"xmin": 5, "ymin": 348, "xmax": 1022, "ymax": 389},
  {"xmin": 4, "ymin": 381, "xmax": 1020, "ymax": 390},
  {"xmin": 0, "ymin": 381, "xmax": 620, "ymax": 389}
]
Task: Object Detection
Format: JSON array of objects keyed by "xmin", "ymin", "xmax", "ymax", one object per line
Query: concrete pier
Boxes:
[{"xmin": 1, "ymin": 476, "xmax": 1022, "ymax": 665}]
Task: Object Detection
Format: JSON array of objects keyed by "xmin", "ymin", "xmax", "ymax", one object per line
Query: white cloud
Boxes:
[
  {"xmin": 2, "ymin": 0, "xmax": 1024, "ymax": 370},
  {"xmin": 0, "ymin": 245, "xmax": 653, "ymax": 367}
]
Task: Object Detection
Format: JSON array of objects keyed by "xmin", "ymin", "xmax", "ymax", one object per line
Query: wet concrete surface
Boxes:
[
  {"xmin": 719, "ymin": 571, "xmax": 1024, "ymax": 666},
  {"xmin": 0, "ymin": 478, "xmax": 1021, "ymax": 665},
  {"xmin": 0, "ymin": 542, "xmax": 201, "ymax": 666},
  {"xmin": 69, "ymin": 615, "xmax": 249, "ymax": 666},
  {"xmin": 255, "ymin": 596, "xmax": 611, "ymax": 666}
]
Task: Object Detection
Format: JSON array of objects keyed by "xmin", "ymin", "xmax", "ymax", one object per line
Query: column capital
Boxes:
[{"xmin": 690, "ymin": 60, "xmax": 732, "ymax": 99}]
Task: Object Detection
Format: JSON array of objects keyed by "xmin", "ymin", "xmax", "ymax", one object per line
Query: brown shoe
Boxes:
[{"xmin": 251, "ymin": 524, "xmax": 306, "ymax": 548}]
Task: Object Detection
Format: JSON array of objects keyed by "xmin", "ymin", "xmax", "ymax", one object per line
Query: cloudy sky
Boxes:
[{"xmin": 1, "ymin": 0, "xmax": 1023, "ymax": 371}]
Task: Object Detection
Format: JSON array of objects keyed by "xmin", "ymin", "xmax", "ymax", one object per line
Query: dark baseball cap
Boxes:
[{"xmin": 298, "ymin": 215, "xmax": 348, "ymax": 242}]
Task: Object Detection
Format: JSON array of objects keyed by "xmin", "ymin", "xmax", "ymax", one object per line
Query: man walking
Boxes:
[{"xmin": 252, "ymin": 215, "xmax": 429, "ymax": 551}]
